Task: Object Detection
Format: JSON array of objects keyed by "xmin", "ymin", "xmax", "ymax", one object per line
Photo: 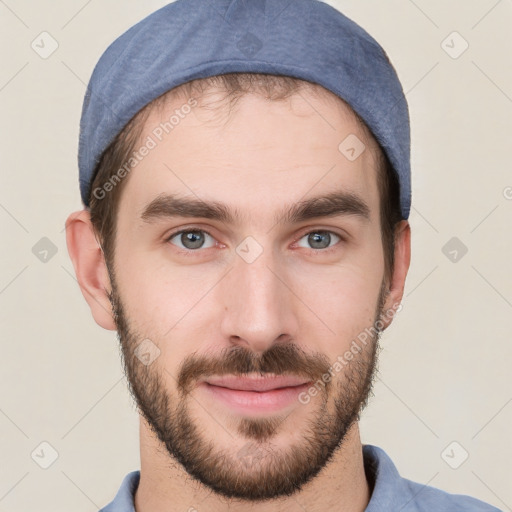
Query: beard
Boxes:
[{"xmin": 107, "ymin": 270, "xmax": 386, "ymax": 502}]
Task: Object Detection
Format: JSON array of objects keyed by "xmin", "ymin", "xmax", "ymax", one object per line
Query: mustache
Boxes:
[{"xmin": 176, "ymin": 343, "xmax": 332, "ymax": 396}]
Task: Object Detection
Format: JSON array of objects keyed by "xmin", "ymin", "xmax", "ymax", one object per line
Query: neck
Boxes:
[{"xmin": 134, "ymin": 417, "xmax": 370, "ymax": 512}]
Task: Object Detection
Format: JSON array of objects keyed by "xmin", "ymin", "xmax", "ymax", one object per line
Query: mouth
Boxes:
[
  {"xmin": 198, "ymin": 374, "xmax": 312, "ymax": 414},
  {"xmin": 203, "ymin": 374, "xmax": 311, "ymax": 392}
]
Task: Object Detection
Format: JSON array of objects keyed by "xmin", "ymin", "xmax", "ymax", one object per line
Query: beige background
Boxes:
[{"xmin": 1, "ymin": 0, "xmax": 511, "ymax": 510}]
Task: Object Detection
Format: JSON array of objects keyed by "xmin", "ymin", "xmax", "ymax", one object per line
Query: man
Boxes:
[{"xmin": 65, "ymin": 0, "xmax": 501, "ymax": 510}]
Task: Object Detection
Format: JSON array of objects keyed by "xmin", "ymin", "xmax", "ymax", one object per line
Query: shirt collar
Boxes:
[{"xmin": 363, "ymin": 444, "xmax": 417, "ymax": 510}]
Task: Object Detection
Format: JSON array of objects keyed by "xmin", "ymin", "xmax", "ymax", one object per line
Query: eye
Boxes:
[
  {"xmin": 167, "ymin": 229, "xmax": 216, "ymax": 251},
  {"xmin": 296, "ymin": 230, "xmax": 342, "ymax": 250}
]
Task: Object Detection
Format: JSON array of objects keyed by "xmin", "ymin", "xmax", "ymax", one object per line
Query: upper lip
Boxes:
[{"xmin": 203, "ymin": 374, "xmax": 311, "ymax": 392}]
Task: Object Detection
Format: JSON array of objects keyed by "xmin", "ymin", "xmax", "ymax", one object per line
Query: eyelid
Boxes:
[
  {"xmin": 164, "ymin": 224, "xmax": 215, "ymax": 241},
  {"xmin": 293, "ymin": 225, "xmax": 348, "ymax": 241}
]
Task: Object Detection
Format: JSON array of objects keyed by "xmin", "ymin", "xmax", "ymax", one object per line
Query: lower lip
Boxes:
[{"xmin": 200, "ymin": 382, "xmax": 311, "ymax": 414}]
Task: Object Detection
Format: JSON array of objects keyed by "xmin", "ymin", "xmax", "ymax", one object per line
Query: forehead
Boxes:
[{"xmin": 117, "ymin": 84, "xmax": 382, "ymax": 225}]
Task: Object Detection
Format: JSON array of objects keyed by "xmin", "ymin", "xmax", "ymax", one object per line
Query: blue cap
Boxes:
[{"xmin": 78, "ymin": 0, "xmax": 411, "ymax": 218}]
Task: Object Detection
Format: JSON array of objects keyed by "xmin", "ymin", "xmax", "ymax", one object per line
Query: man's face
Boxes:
[{"xmin": 108, "ymin": 88, "xmax": 393, "ymax": 501}]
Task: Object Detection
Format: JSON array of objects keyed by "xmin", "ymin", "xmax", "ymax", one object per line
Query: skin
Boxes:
[{"xmin": 66, "ymin": 86, "xmax": 411, "ymax": 512}]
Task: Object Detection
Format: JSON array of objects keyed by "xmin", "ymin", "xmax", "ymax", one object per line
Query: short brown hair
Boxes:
[{"xmin": 88, "ymin": 73, "xmax": 401, "ymax": 283}]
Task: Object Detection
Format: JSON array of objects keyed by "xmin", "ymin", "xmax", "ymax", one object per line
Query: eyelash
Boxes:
[{"xmin": 164, "ymin": 227, "xmax": 345, "ymax": 255}]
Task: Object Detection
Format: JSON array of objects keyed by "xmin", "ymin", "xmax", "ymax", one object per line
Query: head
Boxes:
[{"xmin": 66, "ymin": 72, "xmax": 410, "ymax": 501}]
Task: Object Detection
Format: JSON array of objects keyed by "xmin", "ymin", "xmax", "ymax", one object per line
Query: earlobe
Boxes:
[
  {"xmin": 382, "ymin": 220, "xmax": 411, "ymax": 328},
  {"xmin": 65, "ymin": 209, "xmax": 117, "ymax": 331}
]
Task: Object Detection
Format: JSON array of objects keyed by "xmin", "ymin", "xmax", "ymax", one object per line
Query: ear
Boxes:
[
  {"xmin": 65, "ymin": 209, "xmax": 116, "ymax": 330},
  {"xmin": 381, "ymin": 220, "xmax": 411, "ymax": 329}
]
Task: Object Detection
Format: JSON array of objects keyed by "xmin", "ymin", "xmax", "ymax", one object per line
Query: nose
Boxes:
[{"xmin": 219, "ymin": 243, "xmax": 300, "ymax": 353}]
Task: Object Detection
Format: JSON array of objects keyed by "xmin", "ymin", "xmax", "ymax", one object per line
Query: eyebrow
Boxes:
[{"xmin": 140, "ymin": 190, "xmax": 370, "ymax": 226}]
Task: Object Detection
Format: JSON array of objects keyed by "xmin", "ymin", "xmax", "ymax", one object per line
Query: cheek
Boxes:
[
  {"xmin": 113, "ymin": 251, "xmax": 219, "ymax": 366},
  {"xmin": 112, "ymin": 248, "xmax": 188, "ymax": 334},
  {"xmin": 291, "ymin": 262, "xmax": 382, "ymax": 352}
]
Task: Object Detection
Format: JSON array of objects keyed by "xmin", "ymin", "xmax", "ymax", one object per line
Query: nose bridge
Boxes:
[{"xmin": 219, "ymin": 239, "xmax": 297, "ymax": 351}]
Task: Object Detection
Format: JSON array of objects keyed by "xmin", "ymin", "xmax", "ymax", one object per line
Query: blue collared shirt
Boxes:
[{"xmin": 99, "ymin": 444, "xmax": 502, "ymax": 511}]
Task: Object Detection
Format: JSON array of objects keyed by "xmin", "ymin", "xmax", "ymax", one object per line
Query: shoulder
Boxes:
[
  {"xmin": 99, "ymin": 470, "xmax": 140, "ymax": 512},
  {"xmin": 400, "ymin": 476, "xmax": 503, "ymax": 512},
  {"xmin": 363, "ymin": 444, "xmax": 502, "ymax": 512}
]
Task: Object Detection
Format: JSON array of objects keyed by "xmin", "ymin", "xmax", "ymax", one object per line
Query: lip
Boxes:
[
  {"xmin": 203, "ymin": 374, "xmax": 310, "ymax": 392},
  {"xmin": 199, "ymin": 374, "xmax": 312, "ymax": 414}
]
